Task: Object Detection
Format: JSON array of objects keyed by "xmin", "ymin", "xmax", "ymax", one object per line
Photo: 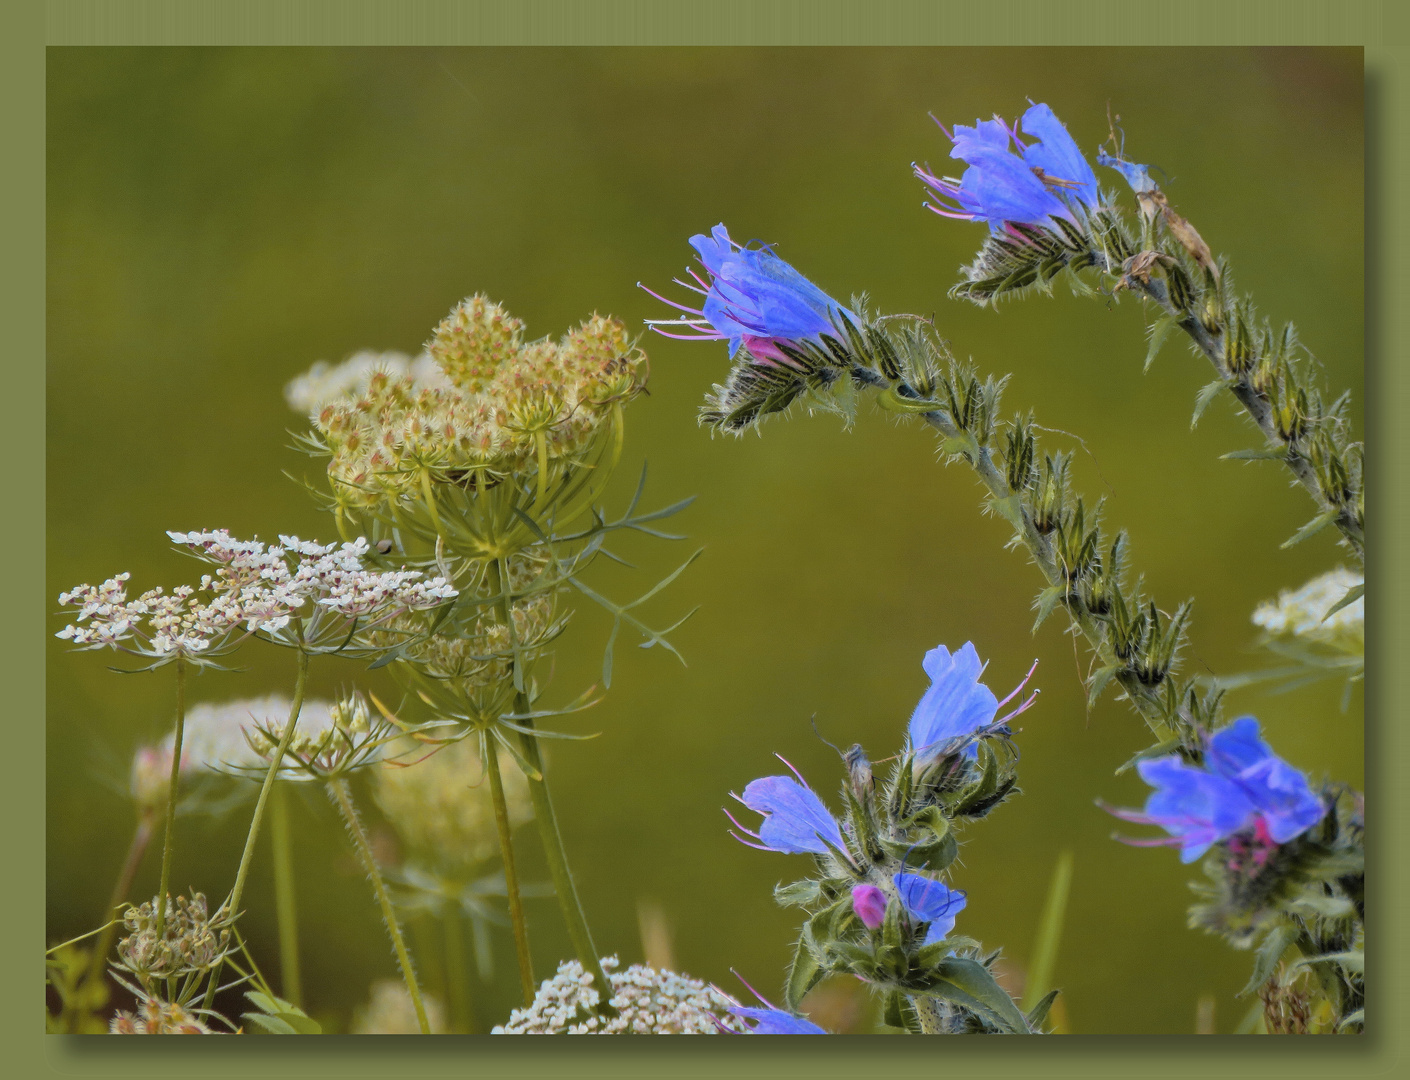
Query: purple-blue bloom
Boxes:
[
  {"xmin": 1107, "ymin": 717, "xmax": 1326, "ymax": 863},
  {"xmin": 641, "ymin": 223, "xmax": 857, "ymax": 367},
  {"xmin": 730, "ymin": 1006, "xmax": 829, "ymax": 1034},
  {"xmin": 907, "ymin": 643, "xmax": 1036, "ymax": 764},
  {"xmin": 1202, "ymin": 717, "xmax": 1326, "ymax": 845},
  {"xmin": 728, "ymin": 764, "xmax": 846, "ymax": 856},
  {"xmin": 894, "ymin": 872, "xmax": 967, "ymax": 945},
  {"xmin": 916, "ymin": 103, "xmax": 1099, "ymax": 233}
]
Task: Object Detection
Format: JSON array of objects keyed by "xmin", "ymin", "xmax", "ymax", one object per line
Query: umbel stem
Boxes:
[
  {"xmin": 203, "ymin": 649, "xmax": 310, "ymax": 1012},
  {"xmin": 327, "ymin": 777, "xmax": 431, "ymax": 1034},
  {"xmin": 484, "ymin": 732, "xmax": 535, "ymax": 1007}
]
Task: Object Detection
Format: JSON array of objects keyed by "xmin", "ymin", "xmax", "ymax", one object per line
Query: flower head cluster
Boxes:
[
  {"xmin": 284, "ymin": 350, "xmax": 451, "ymax": 416},
  {"xmin": 915, "ymin": 103, "xmax": 1098, "ymax": 233},
  {"xmin": 1107, "ymin": 717, "xmax": 1326, "ymax": 863},
  {"xmin": 1252, "ymin": 567, "xmax": 1363, "ymax": 649},
  {"xmin": 240, "ymin": 693, "xmax": 399, "ymax": 781},
  {"xmin": 109, "ymin": 996, "xmax": 219, "ymax": 1035},
  {"xmin": 373, "ymin": 735, "xmax": 533, "ymax": 870},
  {"xmin": 56, "ymin": 531, "xmax": 455, "ymax": 664},
  {"xmin": 306, "ymin": 296, "xmax": 647, "ymax": 509},
  {"xmin": 115, "ymin": 893, "xmax": 234, "ymax": 983},
  {"xmin": 492, "ymin": 957, "xmax": 748, "ymax": 1034},
  {"xmin": 642, "ymin": 223, "xmax": 857, "ymax": 369}
]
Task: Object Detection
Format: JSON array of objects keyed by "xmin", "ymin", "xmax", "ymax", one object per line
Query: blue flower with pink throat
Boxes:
[
  {"xmin": 908, "ymin": 643, "xmax": 1039, "ymax": 765},
  {"xmin": 726, "ymin": 755, "xmax": 847, "ymax": 856},
  {"xmin": 915, "ymin": 102, "xmax": 1098, "ymax": 233},
  {"xmin": 641, "ymin": 223, "xmax": 857, "ymax": 368},
  {"xmin": 1105, "ymin": 717, "xmax": 1326, "ymax": 863},
  {"xmin": 894, "ymin": 872, "xmax": 968, "ymax": 945}
]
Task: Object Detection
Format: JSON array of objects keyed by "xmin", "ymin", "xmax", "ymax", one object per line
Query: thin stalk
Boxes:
[
  {"xmin": 442, "ymin": 905, "xmax": 473, "ymax": 1033},
  {"xmin": 154, "ymin": 657, "xmax": 187, "ymax": 940},
  {"xmin": 484, "ymin": 732, "xmax": 535, "ymax": 1006},
  {"xmin": 516, "ymin": 705, "xmax": 617, "ymax": 1018},
  {"xmin": 327, "ymin": 777, "xmax": 430, "ymax": 1034},
  {"xmin": 269, "ymin": 782, "xmax": 302, "ymax": 1007},
  {"xmin": 202, "ymin": 649, "xmax": 310, "ymax": 1012},
  {"xmin": 486, "ymin": 555, "xmax": 615, "ymax": 1017}
]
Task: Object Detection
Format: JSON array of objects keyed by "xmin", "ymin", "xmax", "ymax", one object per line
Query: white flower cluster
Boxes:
[
  {"xmin": 56, "ymin": 530, "xmax": 458, "ymax": 662},
  {"xmin": 1252, "ymin": 567, "xmax": 1364, "ymax": 645},
  {"xmin": 284, "ymin": 350, "xmax": 451, "ymax": 416},
  {"xmin": 492, "ymin": 957, "xmax": 747, "ymax": 1035}
]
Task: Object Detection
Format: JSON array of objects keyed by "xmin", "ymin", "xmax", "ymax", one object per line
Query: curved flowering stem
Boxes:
[{"xmin": 327, "ymin": 777, "xmax": 430, "ymax": 1034}]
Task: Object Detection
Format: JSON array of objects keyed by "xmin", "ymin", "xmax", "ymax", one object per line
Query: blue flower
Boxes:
[
  {"xmin": 727, "ymin": 761, "xmax": 846, "ymax": 856},
  {"xmin": 894, "ymin": 872, "xmax": 968, "ymax": 945},
  {"xmin": 916, "ymin": 103, "xmax": 1098, "ymax": 233},
  {"xmin": 641, "ymin": 223, "xmax": 857, "ymax": 367},
  {"xmin": 1106, "ymin": 717, "xmax": 1326, "ymax": 863},
  {"xmin": 729, "ymin": 1006, "xmax": 829, "ymax": 1034},
  {"xmin": 907, "ymin": 643, "xmax": 1036, "ymax": 764},
  {"xmin": 1202, "ymin": 717, "xmax": 1326, "ymax": 845}
]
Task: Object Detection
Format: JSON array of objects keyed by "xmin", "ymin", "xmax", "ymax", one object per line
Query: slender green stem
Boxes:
[
  {"xmin": 327, "ymin": 777, "xmax": 430, "ymax": 1034},
  {"xmin": 154, "ymin": 657, "xmax": 187, "ymax": 940},
  {"xmin": 269, "ymin": 782, "xmax": 302, "ymax": 1007},
  {"xmin": 516, "ymin": 705, "xmax": 617, "ymax": 1018},
  {"xmin": 442, "ymin": 904, "xmax": 473, "ymax": 1033},
  {"xmin": 202, "ymin": 649, "xmax": 310, "ymax": 1012},
  {"xmin": 484, "ymin": 732, "xmax": 535, "ymax": 1007}
]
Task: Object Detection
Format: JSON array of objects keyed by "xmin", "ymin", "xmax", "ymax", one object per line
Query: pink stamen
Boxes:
[
  {"xmin": 722, "ymin": 804, "xmax": 760, "ymax": 838},
  {"xmin": 636, "ymin": 281, "xmax": 707, "ymax": 316},
  {"xmin": 775, "ymin": 754, "xmax": 809, "ymax": 787},
  {"xmin": 927, "ymin": 112, "xmax": 954, "ymax": 142},
  {"xmin": 996, "ymin": 659, "xmax": 1040, "ymax": 710},
  {"xmin": 996, "ymin": 689, "xmax": 1040, "ymax": 727},
  {"xmin": 1112, "ymin": 832, "xmax": 1181, "ymax": 849}
]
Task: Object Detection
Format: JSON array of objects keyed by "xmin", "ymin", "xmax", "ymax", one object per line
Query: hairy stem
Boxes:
[{"xmin": 328, "ymin": 777, "xmax": 430, "ymax": 1034}]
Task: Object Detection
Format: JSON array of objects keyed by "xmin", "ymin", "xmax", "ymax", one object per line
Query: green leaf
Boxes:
[
  {"xmin": 1280, "ymin": 509, "xmax": 1338, "ymax": 549},
  {"xmin": 1221, "ymin": 447, "xmax": 1287, "ymax": 461},
  {"xmin": 919, "ymin": 956, "xmax": 1031, "ymax": 1034},
  {"xmin": 242, "ymin": 990, "xmax": 323, "ymax": 1035},
  {"xmin": 784, "ymin": 924, "xmax": 826, "ymax": 1010},
  {"xmin": 1287, "ymin": 893, "xmax": 1355, "ymax": 920},
  {"xmin": 1293, "ymin": 950, "xmax": 1363, "ymax": 975},
  {"xmin": 1322, "ymin": 583, "xmax": 1364, "ymax": 622},
  {"xmin": 1337, "ymin": 1009, "xmax": 1364, "ymax": 1033},
  {"xmin": 1144, "ymin": 313, "xmax": 1178, "ymax": 372},
  {"xmin": 773, "ymin": 879, "xmax": 823, "ymax": 909},
  {"xmin": 243, "ymin": 1012, "xmax": 299, "ymax": 1035},
  {"xmin": 1087, "ymin": 664, "xmax": 1121, "ymax": 710},
  {"xmin": 1022, "ymin": 850, "xmax": 1073, "ymax": 1014},
  {"xmin": 1024, "ymin": 989, "xmax": 1061, "ymax": 1032},
  {"xmin": 1239, "ymin": 923, "xmax": 1298, "ymax": 997},
  {"xmin": 882, "ymin": 991, "xmax": 908, "ymax": 1031},
  {"xmin": 1190, "ymin": 378, "xmax": 1230, "ymax": 428},
  {"xmin": 1032, "ymin": 585, "xmax": 1064, "ymax": 634}
]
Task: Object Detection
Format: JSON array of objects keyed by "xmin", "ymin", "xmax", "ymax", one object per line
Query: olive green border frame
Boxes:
[{"xmin": 13, "ymin": 1, "xmax": 1403, "ymax": 1076}]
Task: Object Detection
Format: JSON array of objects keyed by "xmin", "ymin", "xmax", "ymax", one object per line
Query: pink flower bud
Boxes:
[{"xmin": 851, "ymin": 883, "xmax": 887, "ymax": 929}]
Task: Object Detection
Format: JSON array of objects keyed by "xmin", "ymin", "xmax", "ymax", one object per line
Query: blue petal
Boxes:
[
  {"xmin": 908, "ymin": 642, "xmax": 999, "ymax": 763},
  {"xmin": 731, "ymin": 1006, "xmax": 828, "ymax": 1034},
  {"xmin": 1136, "ymin": 756, "xmax": 1256, "ymax": 862},
  {"xmin": 741, "ymin": 775, "xmax": 845, "ymax": 855},
  {"xmin": 894, "ymin": 872, "xmax": 967, "ymax": 942},
  {"xmin": 1204, "ymin": 717, "xmax": 1326, "ymax": 843},
  {"xmin": 1096, "ymin": 149, "xmax": 1157, "ymax": 195},
  {"xmin": 1019, "ymin": 103, "xmax": 1098, "ymax": 211},
  {"xmin": 949, "ymin": 117, "xmax": 1012, "ymax": 160}
]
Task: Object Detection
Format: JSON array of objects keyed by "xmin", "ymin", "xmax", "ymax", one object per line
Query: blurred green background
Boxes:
[{"xmin": 47, "ymin": 46, "xmax": 1363, "ymax": 1034}]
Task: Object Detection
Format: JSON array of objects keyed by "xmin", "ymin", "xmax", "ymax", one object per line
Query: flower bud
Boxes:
[{"xmin": 851, "ymin": 884, "xmax": 887, "ymax": 930}]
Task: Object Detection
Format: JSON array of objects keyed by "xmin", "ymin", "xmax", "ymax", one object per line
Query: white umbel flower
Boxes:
[{"xmin": 1252, "ymin": 567, "xmax": 1364, "ymax": 644}]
